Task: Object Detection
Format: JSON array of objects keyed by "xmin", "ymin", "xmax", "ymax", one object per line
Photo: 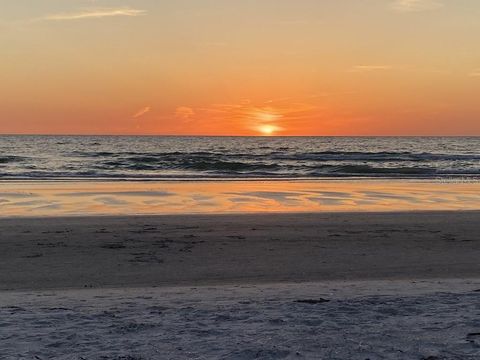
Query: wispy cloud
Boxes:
[
  {"xmin": 469, "ymin": 69, "xmax": 480, "ymax": 77},
  {"xmin": 197, "ymin": 100, "xmax": 317, "ymax": 130},
  {"xmin": 167, "ymin": 98, "xmax": 329, "ymax": 135},
  {"xmin": 175, "ymin": 107, "xmax": 196, "ymax": 121},
  {"xmin": 133, "ymin": 106, "xmax": 151, "ymax": 119},
  {"xmin": 43, "ymin": 7, "xmax": 146, "ymax": 21},
  {"xmin": 391, "ymin": 0, "xmax": 443, "ymax": 12},
  {"xmin": 349, "ymin": 65, "xmax": 393, "ymax": 73}
]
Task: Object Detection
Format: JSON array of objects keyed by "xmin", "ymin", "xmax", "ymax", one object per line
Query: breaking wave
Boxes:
[{"xmin": 0, "ymin": 136, "xmax": 479, "ymax": 180}]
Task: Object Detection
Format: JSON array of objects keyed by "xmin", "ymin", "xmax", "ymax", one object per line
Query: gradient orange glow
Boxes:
[{"xmin": 1, "ymin": 1, "xmax": 479, "ymax": 136}]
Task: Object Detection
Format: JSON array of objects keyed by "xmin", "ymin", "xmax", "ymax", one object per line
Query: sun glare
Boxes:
[
  {"xmin": 257, "ymin": 124, "xmax": 281, "ymax": 136},
  {"xmin": 252, "ymin": 109, "xmax": 283, "ymax": 136}
]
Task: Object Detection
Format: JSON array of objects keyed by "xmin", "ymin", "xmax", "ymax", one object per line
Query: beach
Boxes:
[
  {"xmin": 1, "ymin": 210, "xmax": 480, "ymax": 358},
  {"xmin": 3, "ymin": 0, "xmax": 480, "ymax": 355}
]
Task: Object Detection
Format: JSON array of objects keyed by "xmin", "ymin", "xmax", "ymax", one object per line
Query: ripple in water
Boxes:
[{"xmin": 0, "ymin": 136, "xmax": 479, "ymax": 180}]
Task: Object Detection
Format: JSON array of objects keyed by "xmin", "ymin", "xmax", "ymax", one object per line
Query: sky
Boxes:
[{"xmin": 1, "ymin": 0, "xmax": 479, "ymax": 136}]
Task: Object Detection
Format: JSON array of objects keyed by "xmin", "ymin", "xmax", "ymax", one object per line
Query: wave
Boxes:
[
  {"xmin": 2, "ymin": 164, "xmax": 477, "ymax": 180},
  {"xmin": 271, "ymin": 151, "xmax": 480, "ymax": 162},
  {"xmin": 309, "ymin": 164, "xmax": 438, "ymax": 176},
  {"xmin": 77, "ymin": 151, "xmax": 479, "ymax": 176},
  {"xmin": 1, "ymin": 136, "xmax": 479, "ymax": 180},
  {"xmin": 0, "ymin": 156, "xmax": 25, "ymax": 164},
  {"xmin": 71, "ymin": 150, "xmax": 480, "ymax": 163}
]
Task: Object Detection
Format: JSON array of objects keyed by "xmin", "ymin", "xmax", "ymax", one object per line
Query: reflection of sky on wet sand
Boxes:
[{"xmin": 0, "ymin": 180, "xmax": 479, "ymax": 217}]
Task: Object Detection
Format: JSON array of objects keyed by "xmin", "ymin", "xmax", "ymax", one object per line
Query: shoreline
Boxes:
[
  {"xmin": 1, "ymin": 179, "xmax": 480, "ymax": 218},
  {"xmin": 0, "ymin": 178, "xmax": 480, "ymax": 184}
]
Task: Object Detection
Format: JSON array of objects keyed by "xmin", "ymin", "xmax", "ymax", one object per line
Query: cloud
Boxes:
[
  {"xmin": 198, "ymin": 100, "xmax": 317, "ymax": 130},
  {"xmin": 42, "ymin": 7, "xmax": 146, "ymax": 21},
  {"xmin": 170, "ymin": 98, "xmax": 325, "ymax": 135},
  {"xmin": 469, "ymin": 69, "xmax": 480, "ymax": 77},
  {"xmin": 349, "ymin": 65, "xmax": 393, "ymax": 73},
  {"xmin": 133, "ymin": 106, "xmax": 151, "ymax": 119},
  {"xmin": 391, "ymin": 0, "xmax": 443, "ymax": 12},
  {"xmin": 175, "ymin": 107, "xmax": 196, "ymax": 120}
]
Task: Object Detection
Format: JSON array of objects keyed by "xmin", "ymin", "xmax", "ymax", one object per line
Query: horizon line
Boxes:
[{"xmin": 0, "ymin": 133, "xmax": 478, "ymax": 138}]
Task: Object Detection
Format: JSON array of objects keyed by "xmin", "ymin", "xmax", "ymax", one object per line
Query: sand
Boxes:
[
  {"xmin": 0, "ymin": 211, "xmax": 479, "ymax": 291},
  {"xmin": 2, "ymin": 279, "xmax": 480, "ymax": 359},
  {"xmin": 2, "ymin": 180, "xmax": 480, "ymax": 217},
  {"xmin": 1, "ymin": 211, "xmax": 480, "ymax": 359}
]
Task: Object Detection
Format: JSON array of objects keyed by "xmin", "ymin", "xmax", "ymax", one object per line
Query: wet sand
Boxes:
[
  {"xmin": 1, "ymin": 180, "xmax": 480, "ymax": 217},
  {"xmin": 1, "ymin": 211, "xmax": 479, "ymax": 291}
]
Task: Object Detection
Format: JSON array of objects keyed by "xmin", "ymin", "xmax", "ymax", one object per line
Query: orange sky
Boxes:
[{"xmin": 1, "ymin": 0, "xmax": 480, "ymax": 136}]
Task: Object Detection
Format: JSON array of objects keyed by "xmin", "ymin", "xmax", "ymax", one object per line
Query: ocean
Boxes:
[{"xmin": 0, "ymin": 136, "xmax": 479, "ymax": 180}]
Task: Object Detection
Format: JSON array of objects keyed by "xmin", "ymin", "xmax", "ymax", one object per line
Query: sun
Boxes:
[
  {"xmin": 249, "ymin": 108, "xmax": 284, "ymax": 135},
  {"xmin": 257, "ymin": 124, "xmax": 281, "ymax": 136}
]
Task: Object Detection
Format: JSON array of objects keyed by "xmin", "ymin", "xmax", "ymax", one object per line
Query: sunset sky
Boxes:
[{"xmin": 1, "ymin": 0, "xmax": 479, "ymax": 136}]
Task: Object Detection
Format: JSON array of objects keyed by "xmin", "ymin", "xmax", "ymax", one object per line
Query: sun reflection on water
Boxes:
[{"xmin": 0, "ymin": 180, "xmax": 479, "ymax": 217}]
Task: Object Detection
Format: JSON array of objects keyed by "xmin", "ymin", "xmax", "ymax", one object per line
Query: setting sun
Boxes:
[{"xmin": 257, "ymin": 124, "xmax": 282, "ymax": 136}]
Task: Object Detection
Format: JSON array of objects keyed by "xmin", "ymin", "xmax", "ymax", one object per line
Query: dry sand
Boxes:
[
  {"xmin": 2, "ymin": 279, "xmax": 480, "ymax": 359},
  {"xmin": 1, "ymin": 211, "xmax": 480, "ymax": 359}
]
